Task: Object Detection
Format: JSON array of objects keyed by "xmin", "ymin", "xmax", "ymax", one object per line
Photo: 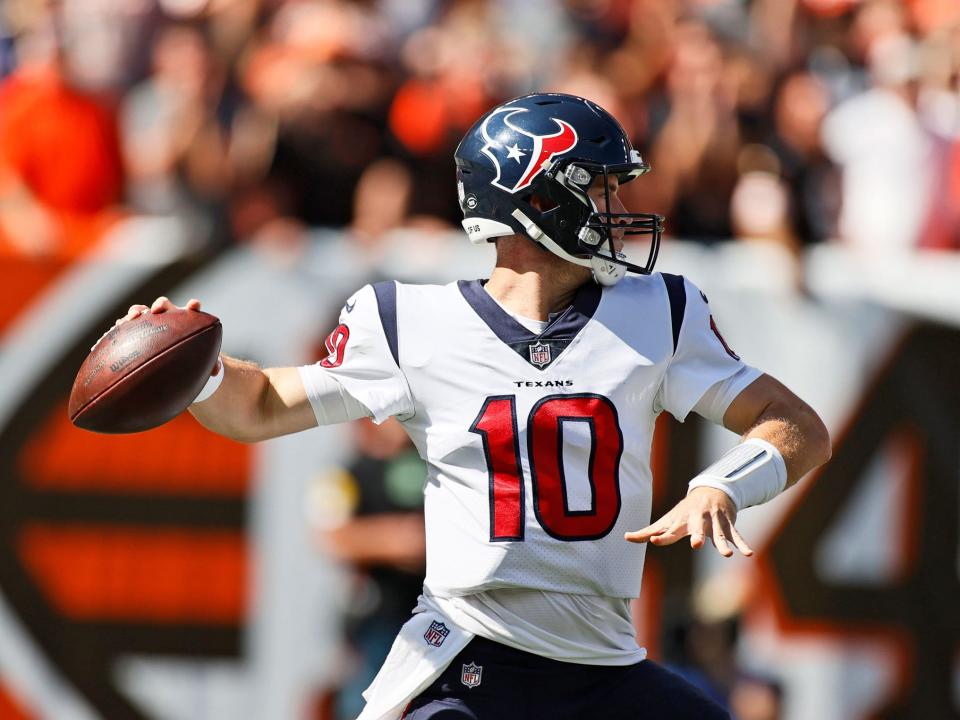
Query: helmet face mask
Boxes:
[
  {"xmin": 455, "ymin": 93, "xmax": 664, "ymax": 286},
  {"xmin": 552, "ymin": 158, "xmax": 663, "ymax": 280}
]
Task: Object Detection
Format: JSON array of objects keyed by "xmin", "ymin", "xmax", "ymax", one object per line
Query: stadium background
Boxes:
[{"xmin": 0, "ymin": 0, "xmax": 958, "ymax": 718}]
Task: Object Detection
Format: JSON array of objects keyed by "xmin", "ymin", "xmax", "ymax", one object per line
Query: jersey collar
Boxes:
[{"xmin": 457, "ymin": 279, "xmax": 602, "ymax": 370}]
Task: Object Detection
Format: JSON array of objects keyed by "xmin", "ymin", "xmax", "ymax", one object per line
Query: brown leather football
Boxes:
[{"xmin": 69, "ymin": 309, "xmax": 222, "ymax": 434}]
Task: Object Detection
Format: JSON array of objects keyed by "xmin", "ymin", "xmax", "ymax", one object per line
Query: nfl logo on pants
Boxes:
[{"xmin": 461, "ymin": 662, "xmax": 482, "ymax": 689}]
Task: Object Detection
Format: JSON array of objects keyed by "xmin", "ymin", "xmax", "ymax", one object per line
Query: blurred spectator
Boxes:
[
  {"xmin": 665, "ymin": 612, "xmax": 786, "ymax": 719},
  {"xmin": 122, "ymin": 22, "xmax": 226, "ymax": 215},
  {"xmin": 668, "ymin": 614, "xmax": 741, "ymax": 707},
  {"xmin": 660, "ymin": 571, "xmax": 787, "ymax": 719},
  {"xmin": 645, "ymin": 20, "xmax": 742, "ymax": 241},
  {"xmin": 0, "ymin": 12, "xmax": 15, "ymax": 80},
  {"xmin": 240, "ymin": 0, "xmax": 399, "ymax": 229},
  {"xmin": 766, "ymin": 71, "xmax": 840, "ymax": 246},
  {"xmin": 348, "ymin": 158, "xmax": 413, "ymax": 250},
  {"xmin": 311, "ymin": 417, "xmax": 426, "ymax": 720},
  {"xmin": 0, "ymin": 6, "xmax": 123, "ymax": 257},
  {"xmin": 729, "ymin": 162, "xmax": 795, "ymax": 251},
  {"xmin": 730, "ymin": 675, "xmax": 785, "ymax": 720},
  {"xmin": 387, "ymin": 0, "xmax": 536, "ymax": 223},
  {"xmin": 822, "ymin": 28, "xmax": 934, "ymax": 251},
  {"xmin": 916, "ymin": 26, "xmax": 960, "ymax": 250}
]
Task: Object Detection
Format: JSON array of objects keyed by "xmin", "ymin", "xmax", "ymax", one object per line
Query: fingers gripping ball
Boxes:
[{"xmin": 69, "ymin": 308, "xmax": 222, "ymax": 433}]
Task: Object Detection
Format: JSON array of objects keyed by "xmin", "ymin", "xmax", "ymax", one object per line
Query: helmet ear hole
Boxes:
[{"xmin": 529, "ymin": 194, "xmax": 558, "ymax": 212}]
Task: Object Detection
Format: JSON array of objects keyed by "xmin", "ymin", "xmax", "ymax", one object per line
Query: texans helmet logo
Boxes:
[{"xmin": 480, "ymin": 107, "xmax": 578, "ymax": 193}]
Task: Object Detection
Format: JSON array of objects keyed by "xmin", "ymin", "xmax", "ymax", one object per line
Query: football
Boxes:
[{"xmin": 69, "ymin": 309, "xmax": 222, "ymax": 434}]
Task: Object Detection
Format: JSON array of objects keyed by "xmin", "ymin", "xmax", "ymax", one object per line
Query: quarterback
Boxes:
[{"xmin": 121, "ymin": 94, "xmax": 831, "ymax": 719}]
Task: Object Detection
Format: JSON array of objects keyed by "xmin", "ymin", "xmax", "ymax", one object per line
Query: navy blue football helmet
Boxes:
[{"xmin": 454, "ymin": 93, "xmax": 663, "ymax": 285}]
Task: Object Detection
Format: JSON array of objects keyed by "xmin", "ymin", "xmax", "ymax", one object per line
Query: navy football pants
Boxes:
[{"xmin": 402, "ymin": 637, "xmax": 730, "ymax": 720}]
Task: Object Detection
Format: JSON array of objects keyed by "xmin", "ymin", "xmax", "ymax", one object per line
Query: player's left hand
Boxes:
[{"xmin": 624, "ymin": 487, "xmax": 754, "ymax": 558}]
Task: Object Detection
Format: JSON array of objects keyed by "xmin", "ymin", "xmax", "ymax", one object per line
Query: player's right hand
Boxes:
[
  {"xmin": 116, "ymin": 296, "xmax": 202, "ymax": 325},
  {"xmin": 101, "ymin": 298, "xmax": 204, "ymax": 350}
]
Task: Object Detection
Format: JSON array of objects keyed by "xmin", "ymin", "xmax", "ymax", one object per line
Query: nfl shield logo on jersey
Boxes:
[
  {"xmin": 528, "ymin": 341, "xmax": 551, "ymax": 368},
  {"xmin": 461, "ymin": 662, "xmax": 482, "ymax": 689},
  {"xmin": 423, "ymin": 620, "xmax": 450, "ymax": 647}
]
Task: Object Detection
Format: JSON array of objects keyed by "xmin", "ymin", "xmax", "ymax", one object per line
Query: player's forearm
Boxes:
[
  {"xmin": 741, "ymin": 401, "xmax": 831, "ymax": 487},
  {"xmin": 188, "ymin": 355, "xmax": 273, "ymax": 443},
  {"xmin": 189, "ymin": 356, "xmax": 321, "ymax": 442},
  {"xmin": 721, "ymin": 374, "xmax": 832, "ymax": 489}
]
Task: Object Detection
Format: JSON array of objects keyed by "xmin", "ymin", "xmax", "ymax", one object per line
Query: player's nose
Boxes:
[
  {"xmin": 610, "ymin": 194, "xmax": 627, "ymax": 215},
  {"xmin": 610, "ymin": 207, "xmax": 628, "ymax": 250}
]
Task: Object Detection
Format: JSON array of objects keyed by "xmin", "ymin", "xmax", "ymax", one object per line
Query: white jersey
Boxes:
[{"xmin": 301, "ymin": 274, "xmax": 755, "ymax": 600}]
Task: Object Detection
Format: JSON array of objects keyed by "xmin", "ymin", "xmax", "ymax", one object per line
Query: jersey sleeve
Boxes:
[
  {"xmin": 298, "ymin": 283, "xmax": 415, "ymax": 424},
  {"xmin": 655, "ymin": 276, "xmax": 760, "ymax": 422}
]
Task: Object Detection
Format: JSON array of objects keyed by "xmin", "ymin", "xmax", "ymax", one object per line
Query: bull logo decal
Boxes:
[{"xmin": 480, "ymin": 107, "xmax": 578, "ymax": 193}]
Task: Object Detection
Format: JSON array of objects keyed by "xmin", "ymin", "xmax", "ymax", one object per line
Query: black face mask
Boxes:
[{"xmin": 543, "ymin": 160, "xmax": 664, "ymax": 278}]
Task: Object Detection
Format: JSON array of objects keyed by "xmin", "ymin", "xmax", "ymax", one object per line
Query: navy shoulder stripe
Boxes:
[
  {"xmin": 661, "ymin": 273, "xmax": 686, "ymax": 354},
  {"xmin": 372, "ymin": 281, "xmax": 399, "ymax": 366}
]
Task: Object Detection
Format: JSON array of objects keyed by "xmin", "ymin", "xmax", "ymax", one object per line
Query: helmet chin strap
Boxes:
[
  {"xmin": 590, "ymin": 253, "xmax": 627, "ymax": 286},
  {"xmin": 510, "ymin": 209, "xmax": 625, "ymax": 286}
]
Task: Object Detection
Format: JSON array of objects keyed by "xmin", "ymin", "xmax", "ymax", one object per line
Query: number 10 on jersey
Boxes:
[{"xmin": 469, "ymin": 394, "xmax": 624, "ymax": 542}]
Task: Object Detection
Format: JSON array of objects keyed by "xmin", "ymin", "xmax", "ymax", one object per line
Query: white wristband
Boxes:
[
  {"xmin": 192, "ymin": 356, "xmax": 224, "ymax": 404},
  {"xmin": 687, "ymin": 437, "xmax": 787, "ymax": 511}
]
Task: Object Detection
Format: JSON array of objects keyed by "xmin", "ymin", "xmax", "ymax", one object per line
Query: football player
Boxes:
[{"xmin": 121, "ymin": 93, "xmax": 831, "ymax": 719}]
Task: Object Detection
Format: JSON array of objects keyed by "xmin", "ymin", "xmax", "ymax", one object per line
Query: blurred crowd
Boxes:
[{"xmin": 0, "ymin": 0, "xmax": 959, "ymax": 262}]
